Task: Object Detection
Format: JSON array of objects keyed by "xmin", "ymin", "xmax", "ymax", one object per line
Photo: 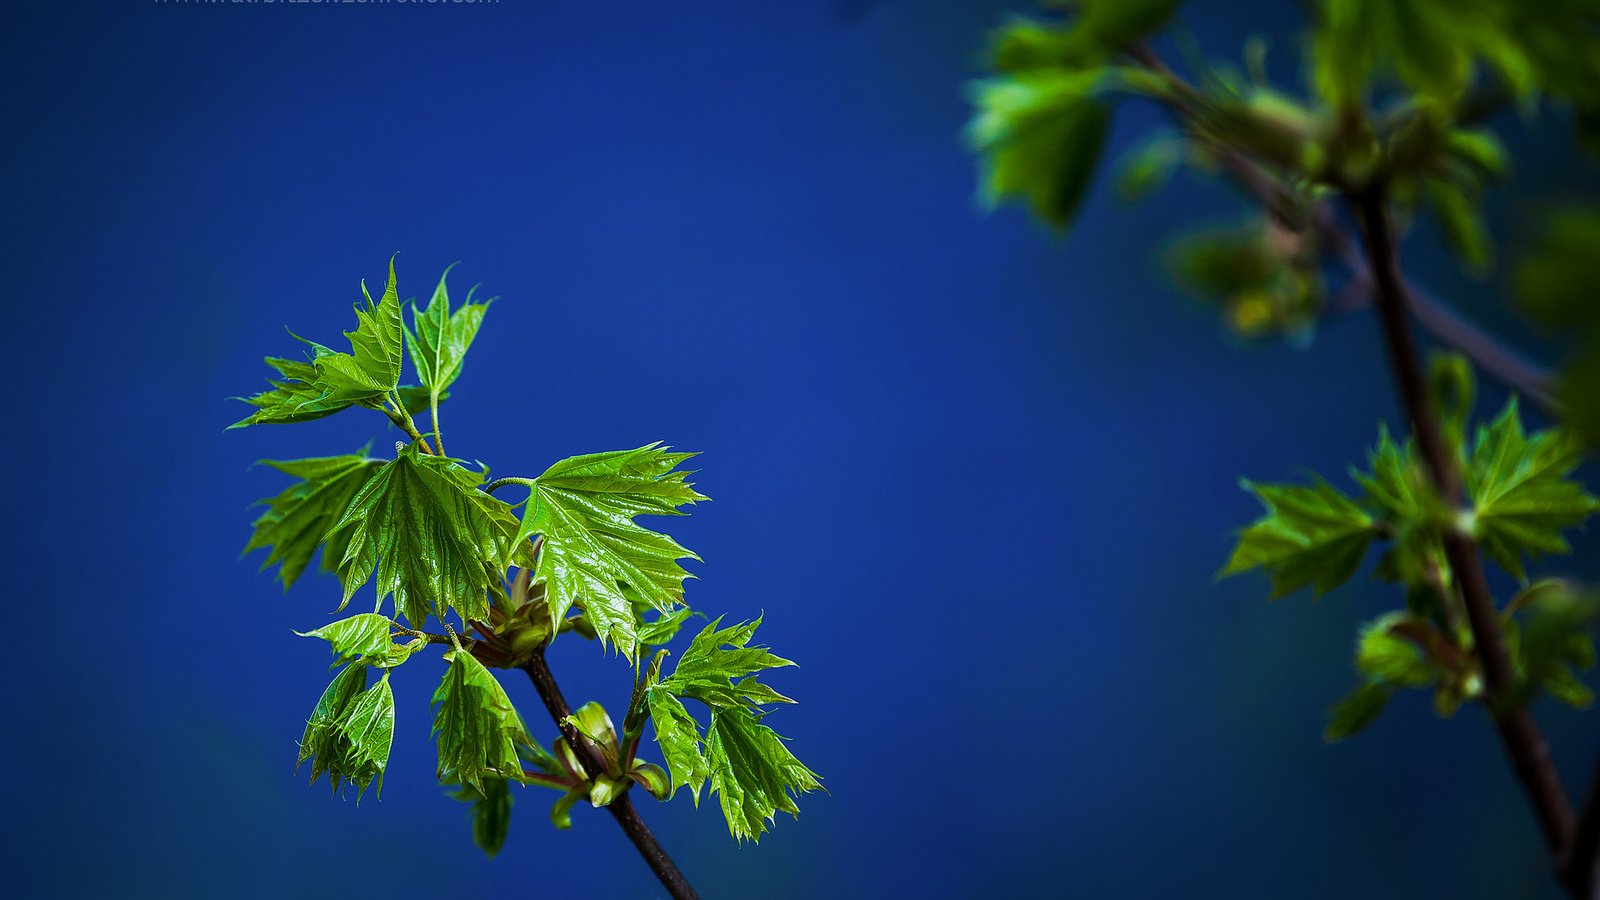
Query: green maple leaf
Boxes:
[
  {"xmin": 645, "ymin": 690, "xmax": 710, "ymax": 801},
  {"xmin": 295, "ymin": 612, "xmax": 421, "ymax": 669},
  {"xmin": 297, "ymin": 664, "xmax": 395, "ymax": 798},
  {"xmin": 1466, "ymin": 399, "xmax": 1598, "ymax": 580},
  {"xmin": 296, "ymin": 613, "xmax": 391, "ymax": 664},
  {"xmin": 1222, "ymin": 477, "xmax": 1377, "ymax": 599},
  {"xmin": 1352, "ymin": 428, "xmax": 1450, "ymax": 588},
  {"xmin": 704, "ymin": 706, "xmax": 822, "ymax": 843},
  {"xmin": 313, "ymin": 258, "xmax": 406, "ymax": 404},
  {"xmin": 1355, "ymin": 612, "xmax": 1438, "ymax": 689},
  {"xmin": 659, "ymin": 617, "xmax": 797, "ymax": 710},
  {"xmin": 518, "ymin": 444, "xmax": 706, "ymax": 653},
  {"xmin": 638, "ymin": 608, "xmax": 697, "ymax": 648},
  {"xmin": 404, "ymin": 265, "xmax": 492, "ymax": 400},
  {"xmin": 325, "ymin": 445, "xmax": 524, "ymax": 627},
  {"xmin": 1324, "ymin": 682, "xmax": 1392, "ymax": 743},
  {"xmin": 244, "ymin": 450, "xmax": 382, "ymax": 589},
  {"xmin": 645, "ymin": 617, "xmax": 818, "ymax": 838},
  {"xmin": 432, "ymin": 651, "xmax": 531, "ymax": 793},
  {"xmin": 229, "ymin": 355, "xmax": 355, "ymax": 429}
]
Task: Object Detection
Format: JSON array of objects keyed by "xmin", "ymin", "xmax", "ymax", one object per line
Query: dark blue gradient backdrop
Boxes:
[{"xmin": 4, "ymin": 1, "xmax": 1595, "ymax": 897}]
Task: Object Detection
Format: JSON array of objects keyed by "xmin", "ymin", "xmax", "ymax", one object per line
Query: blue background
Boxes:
[{"xmin": 4, "ymin": 1, "xmax": 1596, "ymax": 897}]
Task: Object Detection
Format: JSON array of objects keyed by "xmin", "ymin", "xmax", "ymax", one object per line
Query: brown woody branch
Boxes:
[
  {"xmin": 1128, "ymin": 40, "xmax": 1590, "ymax": 896},
  {"xmin": 1125, "ymin": 44, "xmax": 1559, "ymax": 415},
  {"xmin": 519, "ymin": 645, "xmax": 699, "ymax": 900},
  {"xmin": 1356, "ymin": 187, "xmax": 1579, "ymax": 893}
]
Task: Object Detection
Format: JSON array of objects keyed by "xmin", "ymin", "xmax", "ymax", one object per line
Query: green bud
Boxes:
[
  {"xmin": 588, "ymin": 776, "xmax": 629, "ymax": 808},
  {"xmin": 629, "ymin": 762, "xmax": 672, "ymax": 801}
]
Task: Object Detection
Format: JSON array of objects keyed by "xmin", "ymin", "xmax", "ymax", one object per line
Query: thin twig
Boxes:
[
  {"xmin": 1354, "ymin": 188, "xmax": 1578, "ymax": 881},
  {"xmin": 520, "ymin": 646, "xmax": 698, "ymax": 900}
]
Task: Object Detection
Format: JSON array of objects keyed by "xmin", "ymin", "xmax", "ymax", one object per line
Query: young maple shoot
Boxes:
[
  {"xmin": 232, "ymin": 260, "xmax": 819, "ymax": 889},
  {"xmin": 968, "ymin": 0, "xmax": 1600, "ymax": 895}
]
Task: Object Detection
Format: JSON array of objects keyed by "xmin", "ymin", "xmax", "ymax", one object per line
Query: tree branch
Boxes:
[
  {"xmin": 1562, "ymin": 749, "xmax": 1600, "ymax": 899},
  {"xmin": 1353, "ymin": 188, "xmax": 1578, "ymax": 884},
  {"xmin": 1124, "ymin": 43, "xmax": 1559, "ymax": 415},
  {"xmin": 519, "ymin": 646, "xmax": 699, "ymax": 900}
]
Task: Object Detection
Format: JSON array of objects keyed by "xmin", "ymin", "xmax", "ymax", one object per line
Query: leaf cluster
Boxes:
[
  {"xmin": 645, "ymin": 618, "xmax": 822, "ymax": 842},
  {"xmin": 968, "ymin": 1, "xmax": 1600, "ymax": 344},
  {"xmin": 237, "ymin": 261, "xmax": 818, "ymax": 860},
  {"xmin": 1223, "ymin": 360, "xmax": 1598, "ymax": 737}
]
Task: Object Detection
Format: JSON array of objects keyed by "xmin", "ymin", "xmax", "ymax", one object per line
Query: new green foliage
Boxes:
[
  {"xmin": 312, "ymin": 259, "xmax": 406, "ymax": 403},
  {"xmin": 433, "ymin": 651, "xmax": 532, "ymax": 793},
  {"xmin": 705, "ymin": 706, "xmax": 822, "ymax": 844},
  {"xmin": 659, "ymin": 616, "xmax": 797, "ymax": 709},
  {"xmin": 245, "ymin": 451, "xmax": 381, "ymax": 588},
  {"xmin": 297, "ymin": 663, "xmax": 395, "ymax": 797},
  {"xmin": 964, "ymin": 3, "xmax": 1600, "ymax": 893},
  {"xmin": 296, "ymin": 612, "xmax": 423, "ymax": 669},
  {"xmin": 237, "ymin": 260, "xmax": 817, "ymax": 875},
  {"xmin": 1517, "ymin": 207, "xmax": 1600, "ymax": 442},
  {"xmin": 1222, "ymin": 478, "xmax": 1375, "ymax": 599},
  {"xmin": 296, "ymin": 612, "xmax": 393, "ymax": 665},
  {"xmin": 1224, "ymin": 372, "xmax": 1597, "ymax": 738},
  {"xmin": 645, "ymin": 618, "xmax": 820, "ymax": 841},
  {"xmin": 968, "ymin": 72, "xmax": 1112, "ymax": 232},
  {"xmin": 1466, "ymin": 400, "xmax": 1599, "ymax": 579},
  {"xmin": 518, "ymin": 444, "xmax": 706, "ymax": 654},
  {"xmin": 404, "ymin": 266, "xmax": 491, "ymax": 399},
  {"xmin": 326, "ymin": 446, "xmax": 522, "ymax": 627},
  {"xmin": 646, "ymin": 689, "xmax": 709, "ymax": 800},
  {"xmin": 229, "ymin": 356, "xmax": 357, "ymax": 429}
]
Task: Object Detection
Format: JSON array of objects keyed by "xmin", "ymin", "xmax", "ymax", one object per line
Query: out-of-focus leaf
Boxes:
[
  {"xmin": 1466, "ymin": 399, "xmax": 1598, "ymax": 580},
  {"xmin": 1115, "ymin": 133, "xmax": 1185, "ymax": 201},
  {"xmin": 1356, "ymin": 612, "xmax": 1437, "ymax": 687},
  {"xmin": 1426, "ymin": 178, "xmax": 1492, "ymax": 274},
  {"xmin": 1222, "ymin": 477, "xmax": 1376, "ymax": 599},
  {"xmin": 968, "ymin": 72, "xmax": 1112, "ymax": 233},
  {"xmin": 460, "ymin": 778, "xmax": 513, "ymax": 858},
  {"xmin": 1516, "ymin": 206, "xmax": 1600, "ymax": 442},
  {"xmin": 1512, "ymin": 583, "xmax": 1599, "ymax": 709},
  {"xmin": 1325, "ymin": 682, "xmax": 1392, "ymax": 742},
  {"xmin": 1165, "ymin": 220, "xmax": 1323, "ymax": 339},
  {"xmin": 1310, "ymin": 0, "xmax": 1532, "ymax": 108},
  {"xmin": 1078, "ymin": 0, "xmax": 1181, "ymax": 47}
]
